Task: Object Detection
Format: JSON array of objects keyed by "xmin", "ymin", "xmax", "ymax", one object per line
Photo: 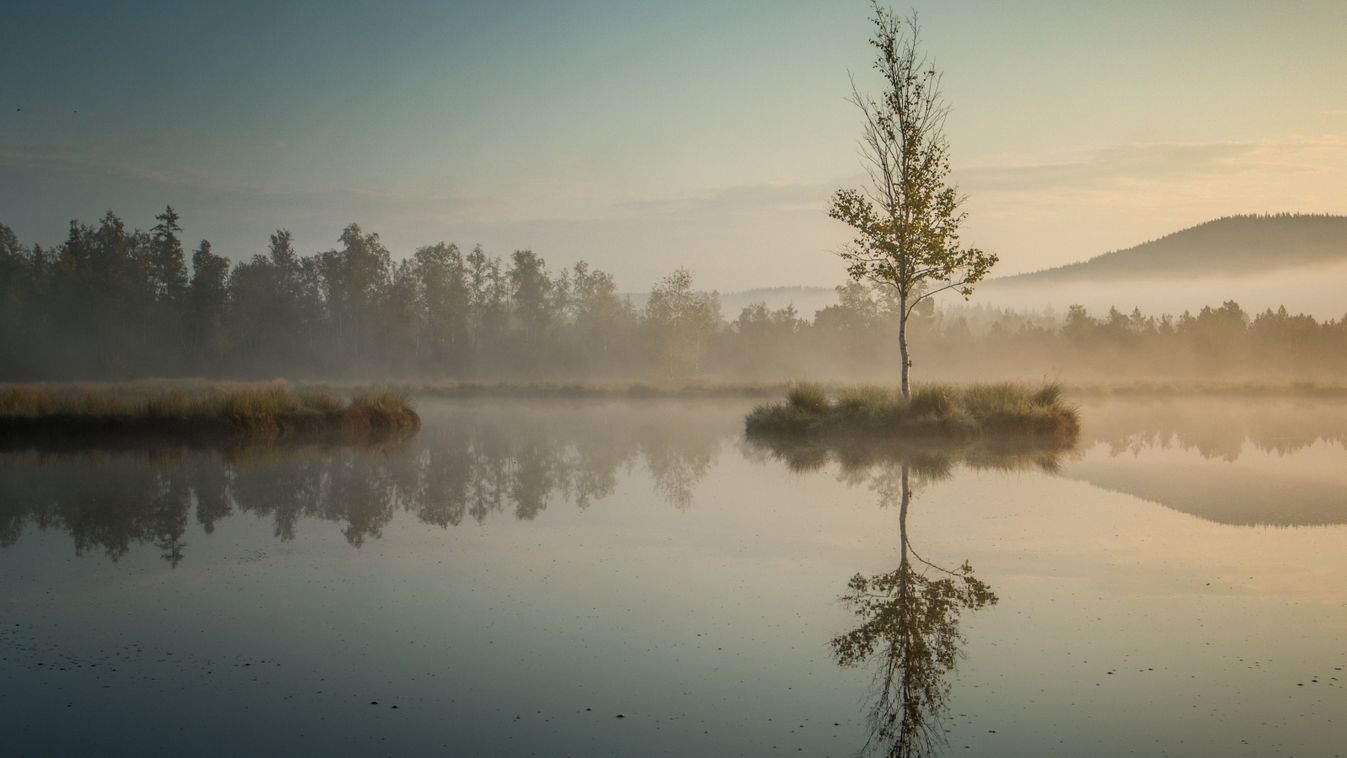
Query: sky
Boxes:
[{"xmin": 3, "ymin": 0, "xmax": 1346, "ymax": 291}]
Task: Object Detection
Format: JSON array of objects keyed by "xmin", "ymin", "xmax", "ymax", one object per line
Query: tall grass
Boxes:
[
  {"xmin": 0, "ymin": 381, "xmax": 420, "ymax": 440},
  {"xmin": 745, "ymin": 381, "xmax": 1079, "ymax": 441}
]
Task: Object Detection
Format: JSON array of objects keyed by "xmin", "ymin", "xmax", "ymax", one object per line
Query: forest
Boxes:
[{"xmin": 4, "ymin": 208, "xmax": 1347, "ymax": 383}]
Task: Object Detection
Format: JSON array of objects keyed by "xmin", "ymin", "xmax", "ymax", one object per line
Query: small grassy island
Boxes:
[
  {"xmin": 746, "ymin": 382, "xmax": 1080, "ymax": 443},
  {"xmin": 0, "ymin": 382, "xmax": 420, "ymax": 444}
]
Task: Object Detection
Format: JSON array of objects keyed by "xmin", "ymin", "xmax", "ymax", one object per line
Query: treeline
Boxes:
[
  {"xmin": 4, "ymin": 209, "xmax": 1347, "ymax": 381},
  {"xmin": 0, "ymin": 209, "xmax": 667, "ymax": 379},
  {"xmin": 919, "ymin": 300, "xmax": 1347, "ymax": 380}
]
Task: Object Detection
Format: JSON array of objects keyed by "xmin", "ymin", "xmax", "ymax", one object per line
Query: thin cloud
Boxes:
[
  {"xmin": 959, "ymin": 138, "xmax": 1347, "ymax": 194},
  {"xmin": 0, "ymin": 140, "xmax": 489, "ymax": 216},
  {"xmin": 614, "ymin": 181, "xmax": 840, "ymax": 217}
]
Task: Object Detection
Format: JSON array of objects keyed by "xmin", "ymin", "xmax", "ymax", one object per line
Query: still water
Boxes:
[{"xmin": 2, "ymin": 397, "xmax": 1344, "ymax": 757}]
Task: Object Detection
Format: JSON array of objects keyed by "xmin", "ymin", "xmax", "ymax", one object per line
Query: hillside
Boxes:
[
  {"xmin": 625, "ymin": 215, "xmax": 1347, "ymax": 319},
  {"xmin": 999, "ymin": 214, "xmax": 1347, "ymax": 283}
]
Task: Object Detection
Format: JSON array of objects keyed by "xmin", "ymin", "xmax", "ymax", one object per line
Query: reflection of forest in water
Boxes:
[
  {"xmin": 1080, "ymin": 397, "xmax": 1347, "ymax": 459},
  {"xmin": 0, "ymin": 402, "xmax": 726, "ymax": 566},
  {"xmin": 1072, "ymin": 398, "xmax": 1347, "ymax": 526},
  {"xmin": 747, "ymin": 396, "xmax": 1347, "ymax": 529},
  {"xmin": 5, "ymin": 396, "xmax": 1347, "ymax": 566}
]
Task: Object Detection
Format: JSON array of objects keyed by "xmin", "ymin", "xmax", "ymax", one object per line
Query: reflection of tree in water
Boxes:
[
  {"xmin": 0, "ymin": 402, "xmax": 725, "ymax": 564},
  {"xmin": 641, "ymin": 418, "xmax": 717, "ymax": 510},
  {"xmin": 832, "ymin": 464, "xmax": 996, "ymax": 757},
  {"xmin": 0, "ymin": 453, "xmax": 196, "ymax": 567},
  {"xmin": 744, "ymin": 435, "xmax": 1057, "ymax": 757},
  {"xmin": 743, "ymin": 431, "xmax": 1071, "ymax": 483}
]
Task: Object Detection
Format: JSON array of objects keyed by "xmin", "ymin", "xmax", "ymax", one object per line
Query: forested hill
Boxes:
[{"xmin": 999, "ymin": 214, "xmax": 1347, "ymax": 283}]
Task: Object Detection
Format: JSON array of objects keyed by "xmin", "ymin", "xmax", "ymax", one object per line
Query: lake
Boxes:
[{"xmin": 2, "ymin": 396, "xmax": 1344, "ymax": 757}]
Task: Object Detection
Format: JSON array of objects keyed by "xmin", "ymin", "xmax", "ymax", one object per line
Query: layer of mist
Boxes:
[
  {"xmin": 5, "ymin": 396, "xmax": 1347, "ymax": 567},
  {"xmin": 5, "ymin": 210, "xmax": 1347, "ymax": 384},
  {"xmin": 978, "ymin": 261, "xmax": 1347, "ymax": 322}
]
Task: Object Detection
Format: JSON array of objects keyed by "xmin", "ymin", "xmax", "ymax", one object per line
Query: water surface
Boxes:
[{"xmin": 2, "ymin": 397, "xmax": 1344, "ymax": 756}]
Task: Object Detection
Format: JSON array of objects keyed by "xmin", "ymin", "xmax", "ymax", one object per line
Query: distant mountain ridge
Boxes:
[
  {"xmin": 997, "ymin": 214, "xmax": 1347, "ymax": 283},
  {"xmin": 629, "ymin": 215, "xmax": 1347, "ymax": 314}
]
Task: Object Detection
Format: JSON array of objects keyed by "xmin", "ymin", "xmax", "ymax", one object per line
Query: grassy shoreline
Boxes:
[
  {"xmin": 745, "ymin": 382, "xmax": 1080, "ymax": 442},
  {"xmin": 0, "ymin": 382, "xmax": 420, "ymax": 442}
]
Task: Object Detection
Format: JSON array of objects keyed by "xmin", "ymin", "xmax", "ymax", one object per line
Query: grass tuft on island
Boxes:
[
  {"xmin": 0, "ymin": 381, "xmax": 420, "ymax": 444},
  {"xmin": 745, "ymin": 381, "xmax": 1079, "ymax": 442}
]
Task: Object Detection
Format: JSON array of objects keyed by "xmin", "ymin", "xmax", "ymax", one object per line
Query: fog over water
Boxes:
[
  {"xmin": 5, "ymin": 3, "xmax": 1346, "ymax": 757},
  {"xmin": 2, "ymin": 396, "xmax": 1345, "ymax": 756}
]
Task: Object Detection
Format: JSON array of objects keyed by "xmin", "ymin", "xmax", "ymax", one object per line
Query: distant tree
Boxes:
[
  {"xmin": 413, "ymin": 242, "xmax": 471, "ymax": 372},
  {"xmin": 643, "ymin": 268, "xmax": 720, "ymax": 376},
  {"xmin": 813, "ymin": 281, "xmax": 883, "ymax": 367},
  {"xmin": 1187, "ymin": 300, "xmax": 1248, "ymax": 368},
  {"xmin": 828, "ymin": 4, "xmax": 997, "ymax": 397},
  {"xmin": 731, "ymin": 302, "xmax": 805, "ymax": 376},
  {"xmin": 383, "ymin": 259, "xmax": 422, "ymax": 371},
  {"xmin": 1061, "ymin": 304, "xmax": 1095, "ymax": 343},
  {"xmin": 268, "ymin": 229, "xmax": 323, "ymax": 367},
  {"xmin": 227, "ymin": 230, "xmax": 317, "ymax": 373},
  {"xmin": 0, "ymin": 224, "xmax": 25, "ymax": 302},
  {"xmin": 188, "ymin": 240, "xmax": 230, "ymax": 370},
  {"xmin": 550, "ymin": 265, "xmax": 573, "ymax": 325},
  {"xmin": 462, "ymin": 244, "xmax": 511, "ymax": 372},
  {"xmin": 0, "ymin": 225, "xmax": 34, "ymax": 376},
  {"xmin": 508, "ymin": 249, "xmax": 554, "ymax": 348},
  {"xmin": 53, "ymin": 212, "xmax": 156, "ymax": 374},
  {"xmin": 318, "ymin": 224, "xmax": 392, "ymax": 366},
  {"xmin": 569, "ymin": 261, "xmax": 633, "ymax": 371},
  {"xmin": 148, "ymin": 206, "xmax": 189, "ymax": 306}
]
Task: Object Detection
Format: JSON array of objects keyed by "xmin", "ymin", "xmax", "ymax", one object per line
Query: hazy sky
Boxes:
[{"xmin": 4, "ymin": 0, "xmax": 1345, "ymax": 291}]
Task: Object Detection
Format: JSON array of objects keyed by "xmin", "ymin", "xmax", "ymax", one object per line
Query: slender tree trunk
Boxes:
[
  {"xmin": 897, "ymin": 463, "xmax": 912, "ymax": 611},
  {"xmin": 898, "ymin": 297, "xmax": 911, "ymax": 400},
  {"xmin": 898, "ymin": 462, "xmax": 911, "ymax": 548}
]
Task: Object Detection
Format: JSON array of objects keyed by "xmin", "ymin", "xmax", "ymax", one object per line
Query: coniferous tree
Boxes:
[{"xmin": 188, "ymin": 239, "xmax": 230, "ymax": 371}]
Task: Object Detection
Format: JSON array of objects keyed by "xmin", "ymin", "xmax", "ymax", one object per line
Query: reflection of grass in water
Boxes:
[
  {"xmin": 0, "ymin": 381, "xmax": 420, "ymax": 442},
  {"xmin": 746, "ymin": 381, "xmax": 1080, "ymax": 443},
  {"xmin": 745, "ymin": 429, "xmax": 1073, "ymax": 478}
]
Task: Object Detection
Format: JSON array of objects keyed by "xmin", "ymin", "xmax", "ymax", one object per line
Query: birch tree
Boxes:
[{"xmin": 829, "ymin": 4, "xmax": 997, "ymax": 398}]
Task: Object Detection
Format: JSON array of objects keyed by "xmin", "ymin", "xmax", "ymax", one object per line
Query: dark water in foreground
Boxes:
[{"xmin": 2, "ymin": 397, "xmax": 1344, "ymax": 757}]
